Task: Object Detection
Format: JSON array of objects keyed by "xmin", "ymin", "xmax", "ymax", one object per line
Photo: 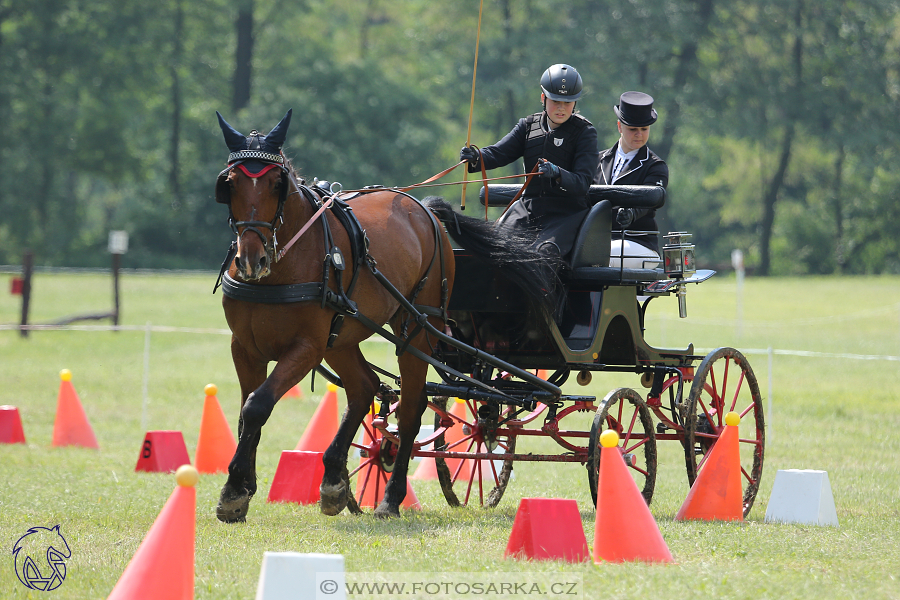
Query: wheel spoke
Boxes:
[
  {"xmin": 720, "ymin": 358, "xmax": 730, "ymax": 415},
  {"xmin": 730, "ymin": 370, "xmax": 746, "ymax": 413},
  {"xmin": 623, "ymin": 436, "xmax": 649, "ymax": 454},
  {"xmin": 738, "ymin": 402, "xmax": 756, "ymax": 419}
]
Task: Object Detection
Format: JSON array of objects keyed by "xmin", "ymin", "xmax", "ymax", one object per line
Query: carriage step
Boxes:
[{"xmin": 656, "ymin": 422, "xmax": 668, "ymax": 434}]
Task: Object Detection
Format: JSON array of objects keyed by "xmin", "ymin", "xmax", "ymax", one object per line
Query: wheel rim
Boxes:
[
  {"xmin": 683, "ymin": 347, "xmax": 766, "ymax": 517},
  {"xmin": 587, "ymin": 388, "xmax": 657, "ymax": 507},
  {"xmin": 431, "ymin": 397, "xmax": 515, "ymax": 508}
]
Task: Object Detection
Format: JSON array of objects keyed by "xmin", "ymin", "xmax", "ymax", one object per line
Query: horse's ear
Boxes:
[
  {"xmin": 265, "ymin": 109, "xmax": 292, "ymax": 150},
  {"xmin": 217, "ymin": 111, "xmax": 247, "ymax": 152}
]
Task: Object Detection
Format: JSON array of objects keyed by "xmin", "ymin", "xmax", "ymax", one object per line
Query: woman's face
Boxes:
[
  {"xmin": 542, "ymin": 94, "xmax": 575, "ymax": 128},
  {"xmin": 618, "ymin": 122, "xmax": 650, "ymax": 153}
]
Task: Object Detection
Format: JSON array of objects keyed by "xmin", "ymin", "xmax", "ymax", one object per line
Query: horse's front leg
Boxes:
[
  {"xmin": 216, "ymin": 340, "xmax": 269, "ymax": 522},
  {"xmin": 217, "ymin": 340, "xmax": 318, "ymax": 522}
]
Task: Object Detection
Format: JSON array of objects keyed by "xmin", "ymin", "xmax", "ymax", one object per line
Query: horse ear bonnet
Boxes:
[{"xmin": 215, "ymin": 109, "xmax": 292, "ymax": 204}]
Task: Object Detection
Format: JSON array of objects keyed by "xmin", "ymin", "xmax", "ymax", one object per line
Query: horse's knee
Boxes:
[{"xmin": 240, "ymin": 390, "xmax": 275, "ymax": 430}]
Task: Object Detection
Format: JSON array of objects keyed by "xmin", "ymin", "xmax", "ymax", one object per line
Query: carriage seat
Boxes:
[{"xmin": 478, "ymin": 185, "xmax": 667, "ymax": 287}]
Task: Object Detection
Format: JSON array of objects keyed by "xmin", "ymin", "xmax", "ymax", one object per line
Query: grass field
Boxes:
[{"xmin": 1, "ymin": 271, "xmax": 899, "ymax": 599}]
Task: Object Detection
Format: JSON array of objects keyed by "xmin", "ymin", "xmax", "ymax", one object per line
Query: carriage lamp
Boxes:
[{"xmin": 663, "ymin": 232, "xmax": 696, "ymax": 318}]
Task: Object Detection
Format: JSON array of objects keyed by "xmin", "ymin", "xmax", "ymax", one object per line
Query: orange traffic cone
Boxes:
[
  {"xmin": 194, "ymin": 384, "xmax": 237, "ymax": 474},
  {"xmin": 0, "ymin": 405, "xmax": 27, "ymax": 444},
  {"xmin": 593, "ymin": 430, "xmax": 672, "ymax": 563},
  {"xmin": 294, "ymin": 383, "xmax": 340, "ymax": 452},
  {"xmin": 282, "ymin": 384, "xmax": 303, "ymax": 399},
  {"xmin": 107, "ymin": 465, "xmax": 197, "ymax": 600},
  {"xmin": 675, "ymin": 412, "xmax": 743, "ymax": 521},
  {"xmin": 52, "ymin": 369, "xmax": 99, "ymax": 449}
]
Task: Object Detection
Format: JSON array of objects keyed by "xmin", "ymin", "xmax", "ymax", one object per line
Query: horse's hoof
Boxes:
[
  {"xmin": 374, "ymin": 501, "xmax": 400, "ymax": 519},
  {"xmin": 320, "ymin": 480, "xmax": 349, "ymax": 516},
  {"xmin": 217, "ymin": 485, "xmax": 251, "ymax": 523}
]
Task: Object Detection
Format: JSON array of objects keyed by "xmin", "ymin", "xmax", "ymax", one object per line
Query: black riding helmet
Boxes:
[{"xmin": 540, "ymin": 64, "xmax": 583, "ymax": 102}]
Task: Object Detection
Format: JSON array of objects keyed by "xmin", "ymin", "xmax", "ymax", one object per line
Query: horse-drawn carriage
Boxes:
[
  {"xmin": 212, "ymin": 110, "xmax": 765, "ymax": 522},
  {"xmin": 349, "ymin": 184, "xmax": 765, "ymax": 516}
]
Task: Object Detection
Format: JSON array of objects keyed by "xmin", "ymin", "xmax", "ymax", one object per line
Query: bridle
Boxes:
[{"xmin": 219, "ymin": 153, "xmax": 292, "ymax": 265}]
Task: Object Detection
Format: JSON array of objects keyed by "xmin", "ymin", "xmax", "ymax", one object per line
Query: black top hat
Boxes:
[{"xmin": 614, "ymin": 91, "xmax": 658, "ymax": 127}]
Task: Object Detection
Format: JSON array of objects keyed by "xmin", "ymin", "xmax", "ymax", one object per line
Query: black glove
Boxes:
[
  {"xmin": 538, "ymin": 159, "xmax": 560, "ymax": 180},
  {"xmin": 616, "ymin": 208, "xmax": 635, "ymax": 228},
  {"xmin": 459, "ymin": 146, "xmax": 479, "ymax": 166}
]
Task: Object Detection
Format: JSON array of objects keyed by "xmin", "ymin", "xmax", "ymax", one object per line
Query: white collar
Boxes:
[{"xmin": 615, "ymin": 145, "xmax": 639, "ymax": 162}]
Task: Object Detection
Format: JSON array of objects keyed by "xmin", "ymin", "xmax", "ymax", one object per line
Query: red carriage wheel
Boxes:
[
  {"xmin": 349, "ymin": 403, "xmax": 401, "ymax": 511},
  {"xmin": 587, "ymin": 388, "xmax": 657, "ymax": 506},
  {"xmin": 430, "ymin": 396, "xmax": 516, "ymax": 508},
  {"xmin": 682, "ymin": 347, "xmax": 765, "ymax": 517}
]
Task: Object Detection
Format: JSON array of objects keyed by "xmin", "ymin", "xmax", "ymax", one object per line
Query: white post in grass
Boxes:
[
  {"xmin": 731, "ymin": 249, "xmax": 744, "ymax": 340},
  {"xmin": 767, "ymin": 345, "xmax": 773, "ymax": 439},
  {"xmin": 142, "ymin": 322, "xmax": 151, "ymax": 431}
]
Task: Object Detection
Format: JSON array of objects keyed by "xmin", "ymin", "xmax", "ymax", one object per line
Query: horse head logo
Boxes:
[{"xmin": 12, "ymin": 525, "xmax": 71, "ymax": 591}]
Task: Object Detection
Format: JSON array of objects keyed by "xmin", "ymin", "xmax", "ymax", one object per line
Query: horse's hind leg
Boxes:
[
  {"xmin": 374, "ymin": 351, "xmax": 429, "ymax": 518},
  {"xmin": 319, "ymin": 345, "xmax": 380, "ymax": 516}
]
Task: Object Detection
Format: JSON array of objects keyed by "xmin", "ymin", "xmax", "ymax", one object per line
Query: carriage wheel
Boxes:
[
  {"xmin": 349, "ymin": 409, "xmax": 398, "ymax": 511},
  {"xmin": 431, "ymin": 396, "xmax": 516, "ymax": 508},
  {"xmin": 682, "ymin": 347, "xmax": 765, "ymax": 517},
  {"xmin": 587, "ymin": 388, "xmax": 657, "ymax": 507}
]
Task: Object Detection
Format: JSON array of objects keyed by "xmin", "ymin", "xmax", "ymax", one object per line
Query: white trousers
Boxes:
[{"xmin": 609, "ymin": 239, "xmax": 660, "ymax": 269}]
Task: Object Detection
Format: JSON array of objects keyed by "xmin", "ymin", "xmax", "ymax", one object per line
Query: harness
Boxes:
[{"xmin": 214, "ymin": 161, "xmax": 450, "ymax": 350}]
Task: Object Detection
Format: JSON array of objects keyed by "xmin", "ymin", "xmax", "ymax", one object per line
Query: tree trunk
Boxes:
[
  {"xmin": 170, "ymin": 0, "xmax": 183, "ymax": 206},
  {"xmin": 757, "ymin": 0, "xmax": 803, "ymax": 275},
  {"xmin": 832, "ymin": 143, "xmax": 845, "ymax": 273},
  {"xmin": 758, "ymin": 125, "xmax": 793, "ymax": 275},
  {"xmin": 653, "ymin": 0, "xmax": 715, "ymax": 162},
  {"xmin": 233, "ymin": 0, "xmax": 254, "ymax": 112}
]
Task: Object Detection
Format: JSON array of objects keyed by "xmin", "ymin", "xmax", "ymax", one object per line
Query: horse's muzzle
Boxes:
[{"xmin": 234, "ymin": 251, "xmax": 271, "ymax": 280}]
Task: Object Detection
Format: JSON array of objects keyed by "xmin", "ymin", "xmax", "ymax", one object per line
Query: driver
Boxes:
[{"xmin": 459, "ymin": 64, "xmax": 599, "ymax": 262}]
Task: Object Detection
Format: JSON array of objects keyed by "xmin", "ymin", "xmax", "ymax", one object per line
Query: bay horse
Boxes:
[{"xmin": 213, "ymin": 109, "xmax": 556, "ymax": 520}]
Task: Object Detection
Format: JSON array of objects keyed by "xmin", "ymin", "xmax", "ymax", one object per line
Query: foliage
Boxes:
[{"xmin": 0, "ymin": 0, "xmax": 898, "ymax": 273}]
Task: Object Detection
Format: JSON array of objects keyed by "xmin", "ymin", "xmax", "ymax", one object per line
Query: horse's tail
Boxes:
[{"xmin": 422, "ymin": 196, "xmax": 559, "ymax": 316}]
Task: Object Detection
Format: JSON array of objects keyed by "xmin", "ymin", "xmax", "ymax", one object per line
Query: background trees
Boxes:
[{"xmin": 0, "ymin": 0, "xmax": 897, "ymax": 274}]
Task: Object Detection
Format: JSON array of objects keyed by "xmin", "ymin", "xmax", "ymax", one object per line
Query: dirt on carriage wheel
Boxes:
[
  {"xmin": 681, "ymin": 347, "xmax": 765, "ymax": 518},
  {"xmin": 587, "ymin": 387, "xmax": 658, "ymax": 507}
]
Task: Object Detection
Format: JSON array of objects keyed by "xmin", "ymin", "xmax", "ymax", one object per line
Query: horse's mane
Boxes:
[{"xmin": 421, "ymin": 196, "xmax": 559, "ymax": 318}]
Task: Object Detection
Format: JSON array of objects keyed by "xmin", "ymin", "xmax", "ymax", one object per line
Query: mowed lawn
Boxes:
[{"xmin": 1, "ymin": 270, "xmax": 899, "ymax": 599}]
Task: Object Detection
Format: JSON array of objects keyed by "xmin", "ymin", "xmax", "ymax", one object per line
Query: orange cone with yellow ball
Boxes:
[
  {"xmin": 194, "ymin": 384, "xmax": 237, "ymax": 474},
  {"xmin": 675, "ymin": 411, "xmax": 744, "ymax": 521},
  {"xmin": 593, "ymin": 429, "xmax": 673, "ymax": 563},
  {"xmin": 52, "ymin": 369, "xmax": 99, "ymax": 449},
  {"xmin": 107, "ymin": 465, "xmax": 197, "ymax": 600}
]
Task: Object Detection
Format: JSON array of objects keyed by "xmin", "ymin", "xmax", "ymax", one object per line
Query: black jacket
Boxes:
[
  {"xmin": 471, "ymin": 112, "xmax": 599, "ymax": 207},
  {"xmin": 594, "ymin": 142, "xmax": 668, "ymax": 252}
]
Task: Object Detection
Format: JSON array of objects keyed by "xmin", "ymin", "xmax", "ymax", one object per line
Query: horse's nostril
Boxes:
[
  {"xmin": 258, "ymin": 255, "xmax": 268, "ymax": 270},
  {"xmin": 234, "ymin": 255, "xmax": 243, "ymax": 270}
]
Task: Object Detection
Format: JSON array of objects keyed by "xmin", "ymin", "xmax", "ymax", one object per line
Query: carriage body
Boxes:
[{"xmin": 358, "ymin": 185, "xmax": 765, "ymax": 516}]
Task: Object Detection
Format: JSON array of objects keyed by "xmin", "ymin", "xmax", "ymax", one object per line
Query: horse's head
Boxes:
[{"xmin": 216, "ymin": 109, "xmax": 293, "ymax": 280}]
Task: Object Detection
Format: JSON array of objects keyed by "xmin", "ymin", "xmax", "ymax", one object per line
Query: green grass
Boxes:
[{"xmin": 2, "ymin": 271, "xmax": 900, "ymax": 599}]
